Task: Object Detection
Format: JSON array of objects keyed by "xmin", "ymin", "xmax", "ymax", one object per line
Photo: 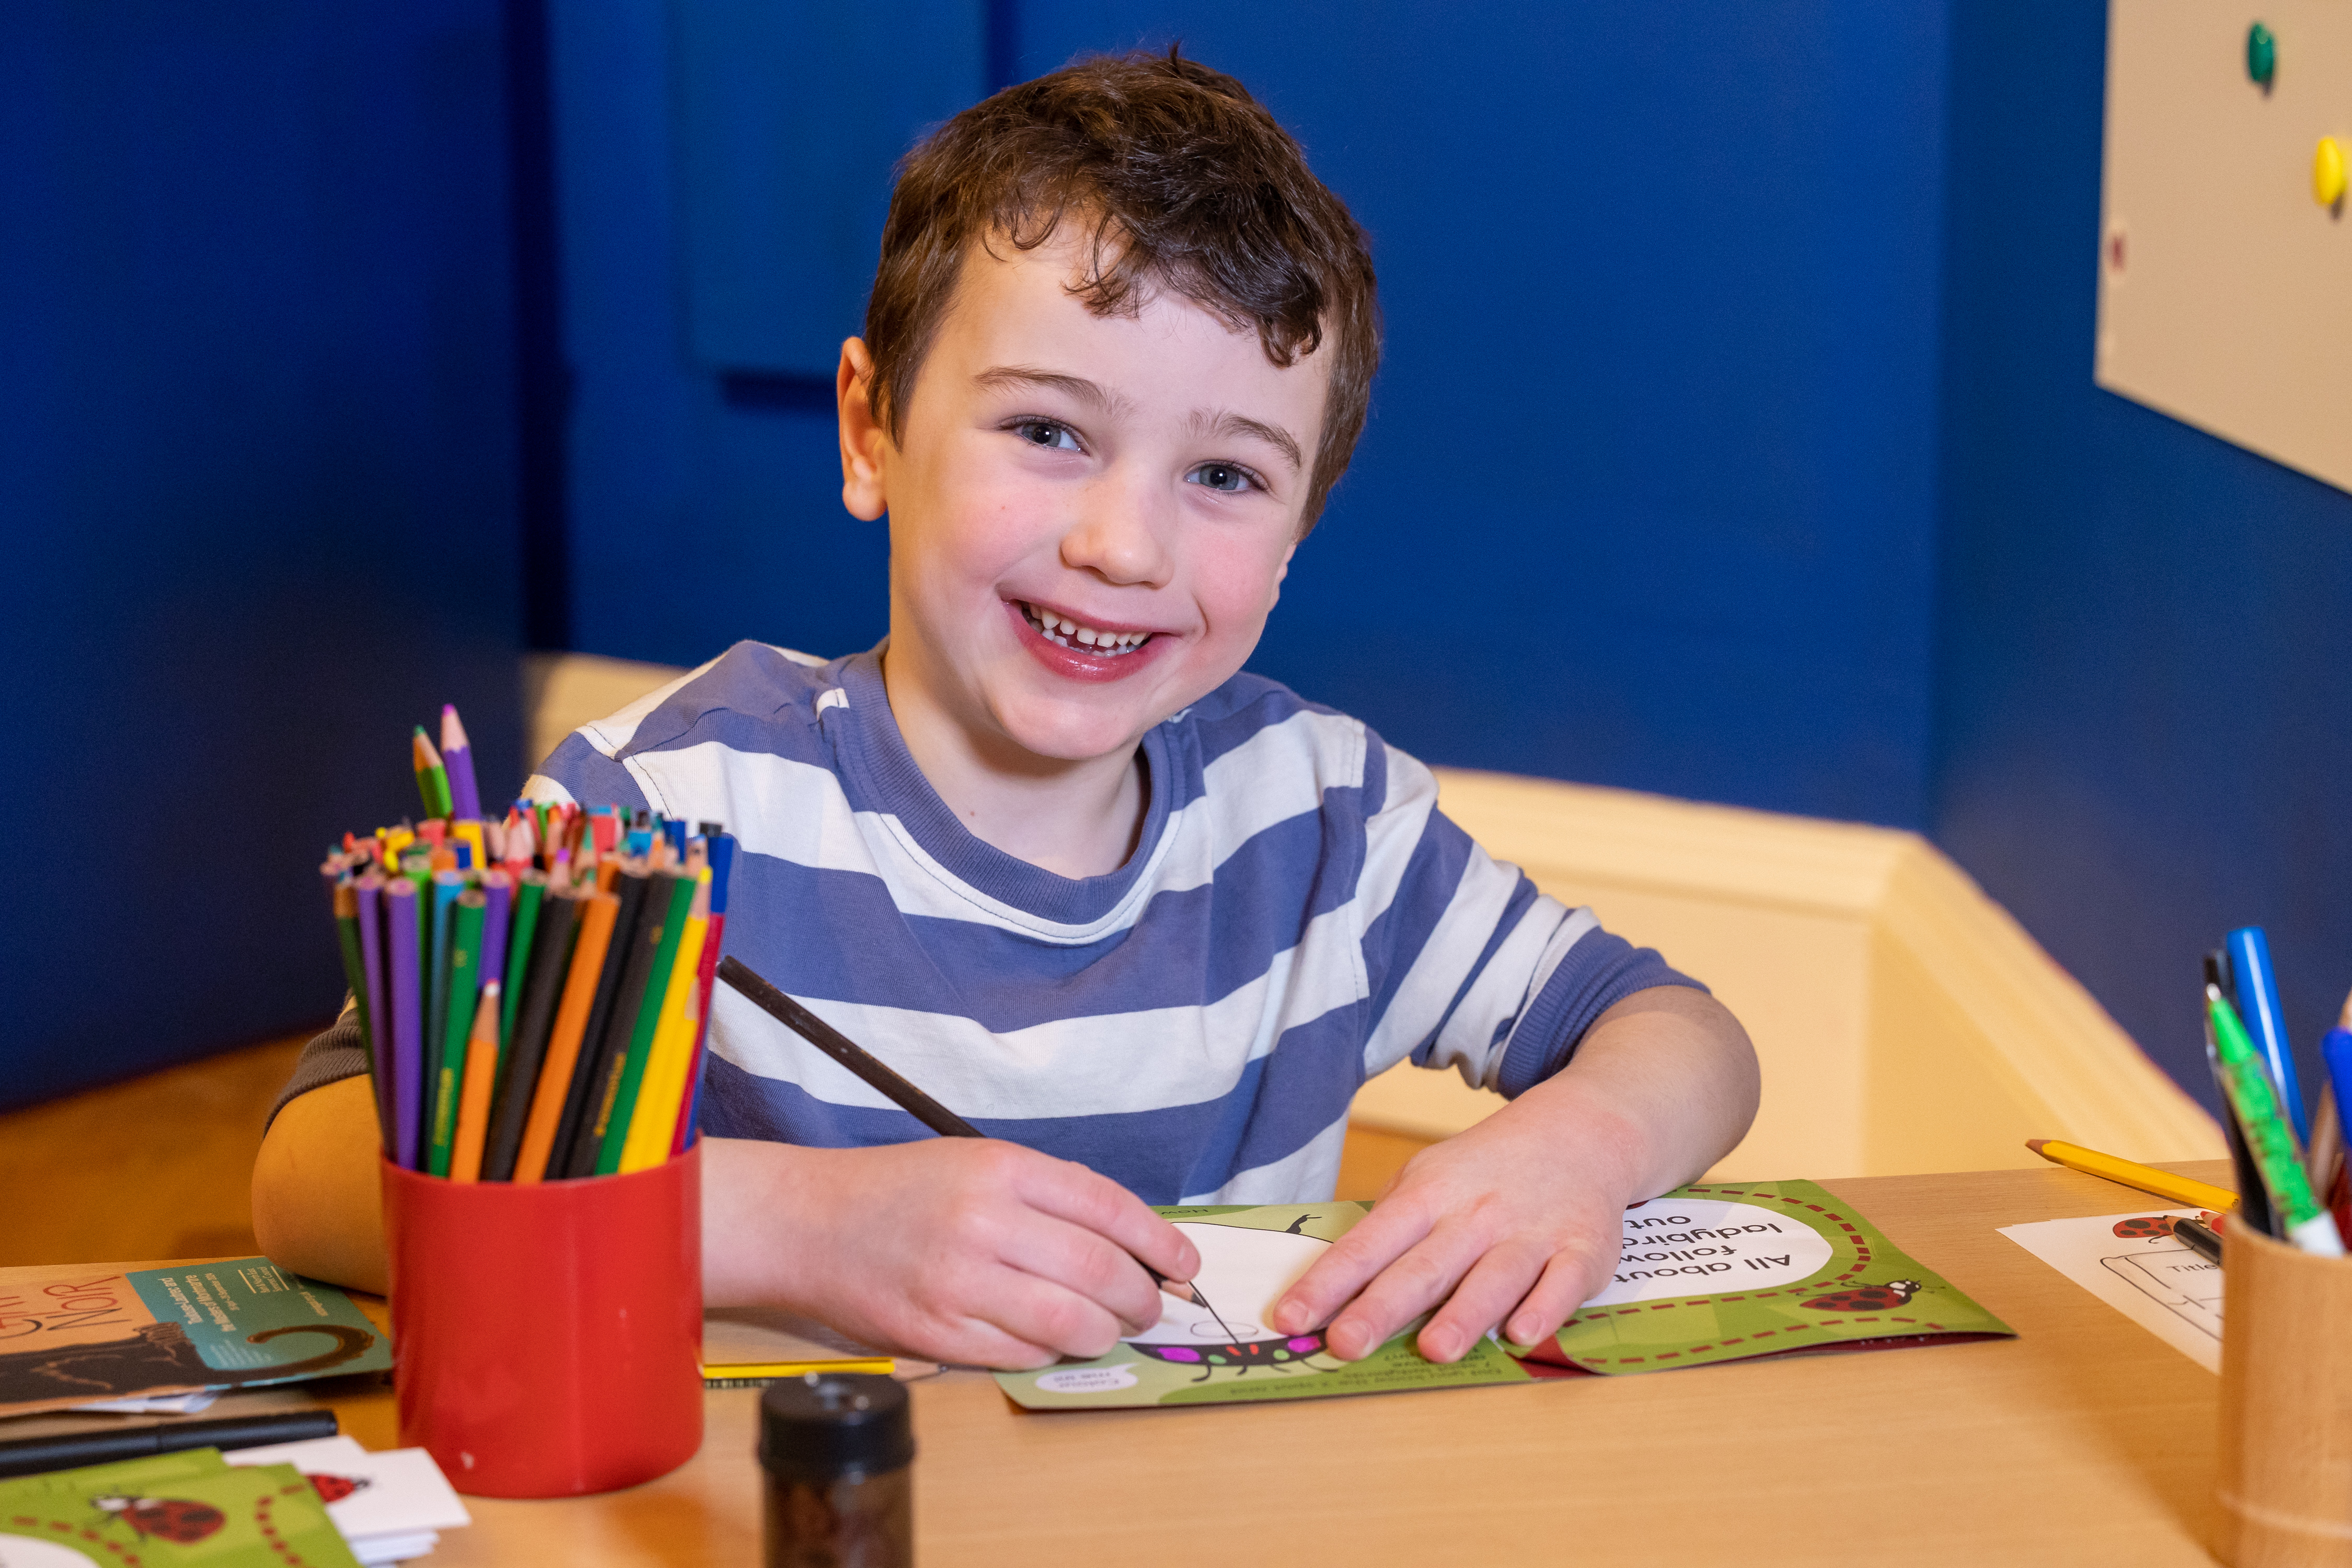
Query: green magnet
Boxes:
[{"xmin": 2247, "ymin": 22, "xmax": 2276, "ymax": 88}]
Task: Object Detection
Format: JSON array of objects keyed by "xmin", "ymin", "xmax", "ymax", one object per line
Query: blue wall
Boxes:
[
  {"xmin": 552, "ymin": 1, "xmax": 1952, "ymax": 828},
  {"xmin": 1933, "ymin": 0, "xmax": 2352, "ymax": 1110},
  {"xmin": 2, "ymin": 4, "xmax": 525, "ymax": 1108}
]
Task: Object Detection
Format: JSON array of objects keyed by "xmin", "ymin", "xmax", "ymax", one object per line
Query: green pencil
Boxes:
[
  {"xmin": 595, "ymin": 871, "xmax": 697, "ymax": 1175},
  {"xmin": 427, "ymin": 891, "xmax": 488, "ymax": 1178},
  {"xmin": 412, "ymin": 727, "xmax": 454, "ymax": 820},
  {"xmin": 331, "ymin": 881, "xmax": 370, "ymax": 1055},
  {"xmin": 2209, "ymin": 984, "xmax": 2344, "ymax": 1256},
  {"xmin": 500, "ymin": 871, "xmax": 547, "ymax": 1055}
]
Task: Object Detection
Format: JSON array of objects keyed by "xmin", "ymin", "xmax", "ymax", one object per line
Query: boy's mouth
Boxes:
[{"xmin": 1017, "ymin": 601, "xmax": 1154, "ymax": 656}]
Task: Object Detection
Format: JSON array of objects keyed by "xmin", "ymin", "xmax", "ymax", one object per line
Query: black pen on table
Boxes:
[
  {"xmin": 717, "ymin": 955, "xmax": 1236, "ymax": 1335},
  {"xmin": 0, "ymin": 1409, "xmax": 338, "ymax": 1482},
  {"xmin": 2171, "ymin": 1213, "xmax": 2224, "ymax": 1265}
]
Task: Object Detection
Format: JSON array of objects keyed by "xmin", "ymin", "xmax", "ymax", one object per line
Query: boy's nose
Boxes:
[{"xmin": 1060, "ymin": 474, "xmax": 1174, "ymax": 588}]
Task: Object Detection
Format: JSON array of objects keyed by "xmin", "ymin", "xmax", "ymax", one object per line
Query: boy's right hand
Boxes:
[{"xmin": 700, "ymin": 1135, "xmax": 1198, "ymax": 1370}]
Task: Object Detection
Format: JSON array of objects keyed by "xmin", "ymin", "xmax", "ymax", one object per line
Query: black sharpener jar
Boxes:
[{"xmin": 759, "ymin": 1372, "xmax": 914, "ymax": 1568}]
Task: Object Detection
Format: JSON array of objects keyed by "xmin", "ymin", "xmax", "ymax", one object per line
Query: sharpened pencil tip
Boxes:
[
  {"xmin": 413, "ymin": 729, "xmax": 443, "ymax": 769},
  {"xmin": 2025, "ymin": 1138, "xmax": 2048, "ymax": 1154},
  {"xmin": 441, "ymin": 703, "xmax": 471, "ymax": 753}
]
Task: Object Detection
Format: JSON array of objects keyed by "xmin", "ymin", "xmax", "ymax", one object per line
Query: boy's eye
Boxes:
[
  {"xmin": 1013, "ymin": 419, "xmax": 1081, "ymax": 452},
  {"xmin": 1187, "ymin": 462, "xmax": 1257, "ymax": 494}
]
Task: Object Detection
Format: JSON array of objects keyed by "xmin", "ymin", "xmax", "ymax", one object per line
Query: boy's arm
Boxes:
[
  {"xmin": 1270, "ymin": 983, "xmax": 1759, "ymax": 1362},
  {"xmin": 250, "ymin": 1076, "xmax": 391, "ymax": 1295}
]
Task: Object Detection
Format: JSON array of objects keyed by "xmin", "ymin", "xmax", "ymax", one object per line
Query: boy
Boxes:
[{"xmin": 255, "ymin": 50, "xmax": 1759, "ymax": 1371}]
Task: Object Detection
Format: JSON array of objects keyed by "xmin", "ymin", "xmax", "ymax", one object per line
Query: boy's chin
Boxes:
[{"xmin": 989, "ymin": 691, "xmax": 1172, "ymax": 767}]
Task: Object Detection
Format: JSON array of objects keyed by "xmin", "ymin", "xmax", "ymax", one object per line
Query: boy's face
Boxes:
[{"xmin": 840, "ymin": 230, "xmax": 1328, "ymax": 771}]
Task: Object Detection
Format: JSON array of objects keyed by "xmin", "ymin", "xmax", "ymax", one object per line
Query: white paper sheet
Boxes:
[{"xmin": 1998, "ymin": 1208, "xmax": 2222, "ymax": 1372}]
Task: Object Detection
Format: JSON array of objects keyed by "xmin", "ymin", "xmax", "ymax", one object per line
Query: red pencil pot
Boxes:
[{"xmin": 382, "ymin": 1147, "xmax": 704, "ymax": 1497}]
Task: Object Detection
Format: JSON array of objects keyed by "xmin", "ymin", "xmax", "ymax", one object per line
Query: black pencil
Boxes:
[
  {"xmin": 480, "ymin": 887, "xmax": 580, "ymax": 1181},
  {"xmin": 2171, "ymin": 1214, "xmax": 2224, "ymax": 1265},
  {"xmin": 548, "ymin": 868, "xmax": 650, "ymax": 1176},
  {"xmin": 565, "ymin": 868, "xmax": 684, "ymax": 1178},
  {"xmin": 714, "ymin": 955, "xmax": 1216, "ymax": 1316}
]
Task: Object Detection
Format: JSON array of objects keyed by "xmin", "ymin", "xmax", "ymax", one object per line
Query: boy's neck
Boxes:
[{"xmin": 879, "ymin": 647, "xmax": 1150, "ymax": 881}]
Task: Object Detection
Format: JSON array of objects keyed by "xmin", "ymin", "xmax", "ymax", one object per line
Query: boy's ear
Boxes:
[
  {"xmin": 1266, "ymin": 541, "xmax": 1298, "ymax": 612},
  {"xmin": 837, "ymin": 338, "xmax": 890, "ymax": 522}
]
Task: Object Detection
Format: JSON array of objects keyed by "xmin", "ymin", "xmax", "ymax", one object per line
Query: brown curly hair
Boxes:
[{"xmin": 862, "ymin": 47, "xmax": 1380, "ymax": 532}]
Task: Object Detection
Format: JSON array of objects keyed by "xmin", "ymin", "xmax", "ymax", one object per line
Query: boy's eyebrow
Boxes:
[
  {"xmin": 1192, "ymin": 410, "xmax": 1305, "ymax": 475},
  {"xmin": 972, "ymin": 365, "xmax": 1135, "ymax": 419}
]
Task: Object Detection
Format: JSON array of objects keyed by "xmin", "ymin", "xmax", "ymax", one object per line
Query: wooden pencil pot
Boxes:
[
  {"xmin": 382, "ymin": 1146, "xmax": 704, "ymax": 1497},
  {"xmin": 2218, "ymin": 1220, "xmax": 2352, "ymax": 1565}
]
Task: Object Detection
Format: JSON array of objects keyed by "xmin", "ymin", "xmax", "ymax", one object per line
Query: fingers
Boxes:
[
  {"xmin": 1012, "ymin": 1149, "xmax": 1200, "ymax": 1284},
  {"xmin": 1317, "ymin": 1225, "xmax": 1483, "ymax": 1361},
  {"xmin": 1504, "ymin": 1248, "xmax": 1615, "ymax": 1346},
  {"xmin": 1412, "ymin": 1242, "xmax": 1550, "ymax": 1363},
  {"xmin": 1268, "ymin": 1201, "xmax": 1435, "ymax": 1339}
]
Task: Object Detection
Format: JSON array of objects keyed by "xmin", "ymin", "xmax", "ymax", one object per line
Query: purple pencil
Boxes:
[
  {"xmin": 385, "ymin": 877, "xmax": 426, "ymax": 1169},
  {"xmin": 440, "ymin": 705, "xmax": 483, "ymax": 822},
  {"xmin": 354, "ymin": 872, "xmax": 395, "ymax": 1155},
  {"xmin": 478, "ymin": 872, "xmax": 513, "ymax": 1047}
]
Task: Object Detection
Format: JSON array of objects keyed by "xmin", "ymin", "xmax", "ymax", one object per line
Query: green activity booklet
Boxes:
[
  {"xmin": 995, "ymin": 1182, "xmax": 2012, "ymax": 1411},
  {"xmin": 0, "ymin": 1447, "xmax": 362, "ymax": 1566},
  {"xmin": 1526, "ymin": 1179, "xmax": 2013, "ymax": 1375}
]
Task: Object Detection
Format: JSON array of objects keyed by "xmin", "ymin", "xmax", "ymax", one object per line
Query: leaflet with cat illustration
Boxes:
[
  {"xmin": 0, "ymin": 1259, "xmax": 390, "ymax": 1420},
  {"xmin": 996, "ymin": 1182, "xmax": 2012, "ymax": 1410}
]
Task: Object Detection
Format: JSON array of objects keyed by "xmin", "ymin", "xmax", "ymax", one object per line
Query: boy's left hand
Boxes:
[{"xmin": 1268, "ymin": 986, "xmax": 1758, "ymax": 1363}]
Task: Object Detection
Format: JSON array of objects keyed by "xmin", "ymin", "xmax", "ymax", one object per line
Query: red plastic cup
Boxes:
[{"xmin": 381, "ymin": 1146, "xmax": 704, "ymax": 1497}]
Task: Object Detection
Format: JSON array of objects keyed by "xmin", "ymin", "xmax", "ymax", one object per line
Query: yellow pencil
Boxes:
[
  {"xmin": 619, "ymin": 874, "xmax": 711, "ymax": 1172},
  {"xmin": 449, "ymin": 984, "xmax": 503, "ymax": 1182},
  {"xmin": 2026, "ymin": 1138, "xmax": 2239, "ymax": 1212}
]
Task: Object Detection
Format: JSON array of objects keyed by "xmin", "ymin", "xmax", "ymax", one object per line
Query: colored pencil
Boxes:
[
  {"xmin": 412, "ymin": 727, "xmax": 453, "ymax": 820},
  {"xmin": 2024, "ymin": 1138, "xmax": 2239, "ymax": 1213},
  {"xmin": 619, "ymin": 874, "xmax": 710, "ymax": 1173},
  {"xmin": 440, "ymin": 704, "xmax": 482, "ymax": 821},
  {"xmin": 330, "ymin": 880, "xmax": 369, "ymax": 1050},
  {"xmin": 673, "ymin": 832, "xmax": 735, "ymax": 1156},
  {"xmin": 426, "ymin": 890, "xmax": 487, "ymax": 1178},
  {"xmin": 449, "ymin": 984, "xmax": 503, "ymax": 1181},
  {"xmin": 482, "ymin": 887, "xmax": 581, "ymax": 1181},
  {"xmin": 552, "ymin": 870, "xmax": 652, "ymax": 1177},
  {"xmin": 385, "ymin": 877, "xmax": 425, "ymax": 1168},
  {"xmin": 353, "ymin": 872, "xmax": 394, "ymax": 1153},
  {"xmin": 515, "ymin": 890, "xmax": 620, "ymax": 1182},
  {"xmin": 499, "ymin": 871, "xmax": 546, "ymax": 1048},
  {"xmin": 424, "ymin": 871, "xmax": 463, "ymax": 1124},
  {"xmin": 594, "ymin": 870, "xmax": 696, "ymax": 1175}
]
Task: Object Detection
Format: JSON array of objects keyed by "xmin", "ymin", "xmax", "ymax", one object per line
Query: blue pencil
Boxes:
[{"xmin": 2228, "ymin": 927, "xmax": 2309, "ymax": 1143}]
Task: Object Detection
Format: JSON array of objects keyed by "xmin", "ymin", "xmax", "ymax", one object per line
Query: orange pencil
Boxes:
[
  {"xmin": 515, "ymin": 890, "xmax": 621, "ymax": 1182},
  {"xmin": 449, "ymin": 984, "xmax": 503, "ymax": 1182}
]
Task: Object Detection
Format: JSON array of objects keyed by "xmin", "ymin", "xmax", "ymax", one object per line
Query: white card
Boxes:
[{"xmin": 227, "ymin": 1436, "xmax": 472, "ymax": 1536}]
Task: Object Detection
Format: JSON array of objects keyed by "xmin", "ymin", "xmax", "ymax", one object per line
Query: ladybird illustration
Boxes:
[
  {"xmin": 91, "ymin": 1491, "xmax": 227, "ymax": 1543},
  {"xmin": 308, "ymin": 1472, "xmax": 372, "ymax": 1505},
  {"xmin": 1132, "ymin": 1332, "xmax": 1334, "ymax": 1383},
  {"xmin": 2112, "ymin": 1215, "xmax": 2176, "ymax": 1240},
  {"xmin": 1800, "ymin": 1279, "xmax": 1921, "ymax": 1312}
]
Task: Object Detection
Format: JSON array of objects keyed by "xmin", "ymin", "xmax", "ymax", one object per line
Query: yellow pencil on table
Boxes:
[{"xmin": 2026, "ymin": 1138, "xmax": 2239, "ymax": 1212}]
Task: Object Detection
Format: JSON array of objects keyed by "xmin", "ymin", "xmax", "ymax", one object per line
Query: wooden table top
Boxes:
[{"xmin": 279, "ymin": 1161, "xmax": 2231, "ymax": 1566}]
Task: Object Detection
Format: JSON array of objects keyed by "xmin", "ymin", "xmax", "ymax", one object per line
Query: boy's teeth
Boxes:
[{"xmin": 1023, "ymin": 603, "xmax": 1149, "ymax": 654}]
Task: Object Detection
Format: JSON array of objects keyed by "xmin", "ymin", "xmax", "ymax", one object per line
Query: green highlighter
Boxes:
[
  {"xmin": 2209, "ymin": 983, "xmax": 2345, "ymax": 1256},
  {"xmin": 426, "ymin": 890, "xmax": 488, "ymax": 1177}
]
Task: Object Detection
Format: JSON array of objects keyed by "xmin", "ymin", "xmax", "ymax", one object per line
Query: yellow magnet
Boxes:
[{"xmin": 2316, "ymin": 136, "xmax": 2347, "ymax": 206}]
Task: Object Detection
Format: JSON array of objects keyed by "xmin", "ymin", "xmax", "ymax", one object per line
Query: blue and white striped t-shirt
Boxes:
[{"xmin": 525, "ymin": 642, "xmax": 1700, "ymax": 1205}]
